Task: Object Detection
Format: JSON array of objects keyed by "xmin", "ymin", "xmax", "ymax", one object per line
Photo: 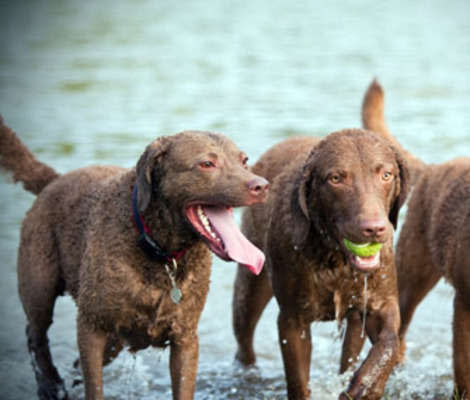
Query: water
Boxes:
[{"xmin": 0, "ymin": 1, "xmax": 469, "ymax": 399}]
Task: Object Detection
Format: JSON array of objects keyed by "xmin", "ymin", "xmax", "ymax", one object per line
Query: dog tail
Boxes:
[
  {"xmin": 361, "ymin": 78, "xmax": 397, "ymax": 144},
  {"xmin": 0, "ymin": 117, "xmax": 60, "ymax": 195},
  {"xmin": 362, "ymin": 79, "xmax": 426, "ymax": 185}
]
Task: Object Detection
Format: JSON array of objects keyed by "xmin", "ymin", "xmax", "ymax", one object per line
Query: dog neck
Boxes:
[{"xmin": 132, "ymin": 185, "xmax": 187, "ymax": 263}]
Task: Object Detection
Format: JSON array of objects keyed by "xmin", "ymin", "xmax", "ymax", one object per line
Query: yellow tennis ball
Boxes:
[{"xmin": 343, "ymin": 239, "xmax": 383, "ymax": 257}]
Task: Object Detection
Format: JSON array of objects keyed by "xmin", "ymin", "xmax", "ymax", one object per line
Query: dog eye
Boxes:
[
  {"xmin": 242, "ymin": 156, "xmax": 248, "ymax": 167},
  {"xmin": 199, "ymin": 161, "xmax": 216, "ymax": 169},
  {"xmin": 382, "ymin": 171, "xmax": 393, "ymax": 182},
  {"xmin": 329, "ymin": 174, "xmax": 341, "ymax": 184}
]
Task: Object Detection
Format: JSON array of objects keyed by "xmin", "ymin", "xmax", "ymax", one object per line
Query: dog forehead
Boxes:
[
  {"xmin": 317, "ymin": 130, "xmax": 395, "ymax": 169},
  {"xmin": 168, "ymin": 131, "xmax": 242, "ymax": 159}
]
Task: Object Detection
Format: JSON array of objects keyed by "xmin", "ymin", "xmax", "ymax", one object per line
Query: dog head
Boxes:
[
  {"xmin": 135, "ymin": 131, "xmax": 269, "ymax": 274},
  {"xmin": 291, "ymin": 129, "xmax": 409, "ymax": 271}
]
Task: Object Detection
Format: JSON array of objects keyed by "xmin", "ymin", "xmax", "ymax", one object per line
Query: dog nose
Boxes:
[
  {"xmin": 248, "ymin": 177, "xmax": 269, "ymax": 198},
  {"xmin": 360, "ymin": 218, "xmax": 387, "ymax": 239}
]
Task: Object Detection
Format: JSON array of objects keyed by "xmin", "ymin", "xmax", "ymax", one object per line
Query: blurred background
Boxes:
[{"xmin": 0, "ymin": 1, "xmax": 469, "ymax": 399}]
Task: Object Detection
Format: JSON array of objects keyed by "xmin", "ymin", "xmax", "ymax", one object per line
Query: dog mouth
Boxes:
[
  {"xmin": 343, "ymin": 239, "xmax": 383, "ymax": 271},
  {"xmin": 185, "ymin": 204, "xmax": 265, "ymax": 275}
]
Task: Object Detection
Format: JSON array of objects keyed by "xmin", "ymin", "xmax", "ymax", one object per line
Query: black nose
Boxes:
[
  {"xmin": 360, "ymin": 218, "xmax": 387, "ymax": 239},
  {"xmin": 248, "ymin": 177, "xmax": 269, "ymax": 198}
]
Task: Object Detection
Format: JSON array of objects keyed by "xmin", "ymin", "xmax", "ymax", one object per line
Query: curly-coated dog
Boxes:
[
  {"xmin": 362, "ymin": 79, "xmax": 470, "ymax": 399},
  {"xmin": 232, "ymin": 127, "xmax": 409, "ymax": 399},
  {"xmin": 0, "ymin": 118, "xmax": 268, "ymax": 400}
]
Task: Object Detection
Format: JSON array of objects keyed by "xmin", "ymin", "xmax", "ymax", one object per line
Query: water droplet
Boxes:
[
  {"xmin": 361, "ymin": 275, "xmax": 368, "ymax": 338},
  {"xmin": 300, "ymin": 330, "xmax": 306, "ymax": 339},
  {"xmin": 282, "ymin": 339, "xmax": 288, "ymax": 345},
  {"xmin": 294, "ymin": 245, "xmax": 299, "ymax": 251}
]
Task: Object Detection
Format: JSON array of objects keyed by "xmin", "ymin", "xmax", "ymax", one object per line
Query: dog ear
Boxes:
[
  {"xmin": 389, "ymin": 146, "xmax": 410, "ymax": 228},
  {"xmin": 135, "ymin": 138, "xmax": 170, "ymax": 213},
  {"xmin": 290, "ymin": 155, "xmax": 316, "ymax": 248}
]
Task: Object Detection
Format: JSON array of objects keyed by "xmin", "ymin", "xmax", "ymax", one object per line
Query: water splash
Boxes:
[{"xmin": 124, "ymin": 353, "xmax": 137, "ymax": 400}]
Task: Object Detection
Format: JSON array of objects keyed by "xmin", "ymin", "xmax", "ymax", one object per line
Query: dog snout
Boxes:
[
  {"xmin": 247, "ymin": 176, "xmax": 269, "ymax": 202},
  {"xmin": 360, "ymin": 218, "xmax": 387, "ymax": 241}
]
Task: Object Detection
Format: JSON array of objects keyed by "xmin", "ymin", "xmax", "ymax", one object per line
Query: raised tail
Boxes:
[
  {"xmin": 0, "ymin": 117, "xmax": 59, "ymax": 195},
  {"xmin": 362, "ymin": 79, "xmax": 397, "ymax": 144},
  {"xmin": 361, "ymin": 79, "xmax": 426, "ymax": 185}
]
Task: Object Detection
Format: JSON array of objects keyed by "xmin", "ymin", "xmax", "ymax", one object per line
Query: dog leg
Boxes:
[
  {"xmin": 396, "ymin": 226, "xmax": 441, "ymax": 361},
  {"xmin": 453, "ymin": 292, "xmax": 470, "ymax": 400},
  {"xmin": 18, "ymin": 242, "xmax": 67, "ymax": 399},
  {"xmin": 77, "ymin": 318, "xmax": 107, "ymax": 400},
  {"xmin": 26, "ymin": 322, "xmax": 68, "ymax": 400},
  {"xmin": 340, "ymin": 309, "xmax": 367, "ymax": 373},
  {"xmin": 341, "ymin": 302, "xmax": 399, "ymax": 400},
  {"xmin": 277, "ymin": 311, "xmax": 312, "ymax": 400},
  {"xmin": 169, "ymin": 334, "xmax": 199, "ymax": 400},
  {"xmin": 232, "ymin": 265, "xmax": 273, "ymax": 365}
]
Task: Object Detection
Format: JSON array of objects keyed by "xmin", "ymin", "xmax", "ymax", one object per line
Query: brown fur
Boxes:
[
  {"xmin": 232, "ymin": 128, "xmax": 410, "ymax": 399},
  {"xmin": 0, "ymin": 118, "xmax": 268, "ymax": 400},
  {"xmin": 362, "ymin": 80, "xmax": 470, "ymax": 399},
  {"xmin": 0, "ymin": 116, "xmax": 59, "ymax": 194},
  {"xmin": 361, "ymin": 79, "xmax": 426, "ymax": 186}
]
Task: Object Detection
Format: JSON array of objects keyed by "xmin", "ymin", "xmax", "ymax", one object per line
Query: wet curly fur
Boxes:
[
  {"xmin": 0, "ymin": 118, "xmax": 267, "ymax": 400},
  {"xmin": 232, "ymin": 127, "xmax": 410, "ymax": 399},
  {"xmin": 361, "ymin": 80, "xmax": 470, "ymax": 399}
]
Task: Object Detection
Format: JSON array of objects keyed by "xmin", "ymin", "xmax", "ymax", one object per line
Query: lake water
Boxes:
[{"xmin": 0, "ymin": 1, "xmax": 469, "ymax": 399}]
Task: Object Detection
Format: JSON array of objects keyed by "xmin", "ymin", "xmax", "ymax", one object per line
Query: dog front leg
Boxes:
[
  {"xmin": 340, "ymin": 309, "xmax": 367, "ymax": 373},
  {"xmin": 278, "ymin": 311, "xmax": 312, "ymax": 400},
  {"xmin": 170, "ymin": 334, "xmax": 199, "ymax": 400},
  {"xmin": 453, "ymin": 292, "xmax": 470, "ymax": 400},
  {"xmin": 340, "ymin": 303, "xmax": 399, "ymax": 400},
  {"xmin": 77, "ymin": 318, "xmax": 107, "ymax": 400}
]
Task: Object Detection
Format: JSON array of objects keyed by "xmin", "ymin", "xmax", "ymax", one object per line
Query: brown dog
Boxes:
[
  {"xmin": 232, "ymin": 128, "xmax": 409, "ymax": 399},
  {"xmin": 0, "ymin": 118, "xmax": 268, "ymax": 400},
  {"xmin": 362, "ymin": 80, "xmax": 470, "ymax": 399}
]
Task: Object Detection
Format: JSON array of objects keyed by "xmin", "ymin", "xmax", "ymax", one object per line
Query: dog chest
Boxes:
[{"xmin": 290, "ymin": 261, "xmax": 389, "ymax": 323}]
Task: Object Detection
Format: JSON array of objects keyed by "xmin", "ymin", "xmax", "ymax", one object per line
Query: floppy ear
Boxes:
[
  {"xmin": 389, "ymin": 146, "xmax": 410, "ymax": 228},
  {"xmin": 290, "ymin": 154, "xmax": 316, "ymax": 248},
  {"xmin": 135, "ymin": 138, "xmax": 170, "ymax": 213}
]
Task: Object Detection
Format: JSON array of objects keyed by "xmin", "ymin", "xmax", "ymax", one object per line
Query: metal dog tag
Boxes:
[
  {"xmin": 165, "ymin": 259, "xmax": 182, "ymax": 305},
  {"xmin": 170, "ymin": 287, "xmax": 182, "ymax": 304}
]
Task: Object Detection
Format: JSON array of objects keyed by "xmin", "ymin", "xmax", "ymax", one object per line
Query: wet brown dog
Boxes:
[
  {"xmin": 0, "ymin": 118, "xmax": 268, "ymax": 400},
  {"xmin": 232, "ymin": 127, "xmax": 409, "ymax": 399},
  {"xmin": 362, "ymin": 80, "xmax": 470, "ymax": 399}
]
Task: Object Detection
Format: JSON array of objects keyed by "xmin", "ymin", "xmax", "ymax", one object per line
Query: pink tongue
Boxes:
[{"xmin": 203, "ymin": 206, "xmax": 265, "ymax": 275}]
